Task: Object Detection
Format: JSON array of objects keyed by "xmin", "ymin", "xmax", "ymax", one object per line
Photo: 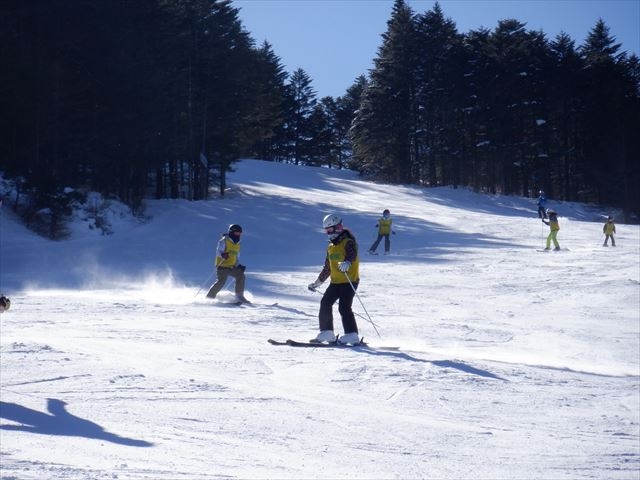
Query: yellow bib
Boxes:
[
  {"xmin": 378, "ymin": 218, "xmax": 392, "ymax": 235},
  {"xmin": 327, "ymin": 235, "xmax": 359, "ymax": 283},
  {"xmin": 217, "ymin": 236, "xmax": 240, "ymax": 268}
]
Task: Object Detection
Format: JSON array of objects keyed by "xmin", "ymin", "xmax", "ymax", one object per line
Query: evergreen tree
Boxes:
[
  {"xmin": 413, "ymin": 2, "xmax": 465, "ymax": 187},
  {"xmin": 547, "ymin": 32, "xmax": 585, "ymax": 202},
  {"xmin": 284, "ymin": 68, "xmax": 317, "ymax": 165},
  {"xmin": 351, "ymin": 0, "xmax": 417, "ymax": 183},
  {"xmin": 336, "ymin": 75, "xmax": 368, "ymax": 169},
  {"xmin": 246, "ymin": 41, "xmax": 289, "ymax": 161},
  {"xmin": 579, "ymin": 19, "xmax": 639, "ymax": 214}
]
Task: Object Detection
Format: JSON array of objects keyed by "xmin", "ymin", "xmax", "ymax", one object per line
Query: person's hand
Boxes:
[
  {"xmin": 308, "ymin": 280, "xmax": 322, "ymax": 291},
  {"xmin": 338, "ymin": 261, "xmax": 351, "ymax": 272}
]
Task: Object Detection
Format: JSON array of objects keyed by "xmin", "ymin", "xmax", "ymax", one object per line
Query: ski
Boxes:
[{"xmin": 267, "ymin": 338, "xmax": 399, "ymax": 351}]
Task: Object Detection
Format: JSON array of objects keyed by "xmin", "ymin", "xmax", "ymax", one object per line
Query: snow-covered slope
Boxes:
[{"xmin": 1, "ymin": 159, "xmax": 638, "ymax": 479}]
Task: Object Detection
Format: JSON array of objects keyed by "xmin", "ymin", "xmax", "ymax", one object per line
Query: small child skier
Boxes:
[
  {"xmin": 542, "ymin": 210, "xmax": 560, "ymax": 250},
  {"xmin": 536, "ymin": 190, "xmax": 547, "ymax": 219},
  {"xmin": 603, "ymin": 216, "xmax": 616, "ymax": 247},
  {"xmin": 206, "ymin": 224, "xmax": 249, "ymax": 303},
  {"xmin": 368, "ymin": 209, "xmax": 395, "ymax": 255}
]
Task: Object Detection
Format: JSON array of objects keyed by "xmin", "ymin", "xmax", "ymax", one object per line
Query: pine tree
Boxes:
[
  {"xmin": 579, "ymin": 19, "xmax": 633, "ymax": 207},
  {"xmin": 351, "ymin": 0, "xmax": 418, "ymax": 183},
  {"xmin": 285, "ymin": 68, "xmax": 318, "ymax": 165},
  {"xmin": 413, "ymin": 2, "xmax": 464, "ymax": 187}
]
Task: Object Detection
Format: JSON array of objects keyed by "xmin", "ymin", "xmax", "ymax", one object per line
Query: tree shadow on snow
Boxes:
[
  {"xmin": 0, "ymin": 398, "xmax": 153, "ymax": 447},
  {"xmin": 355, "ymin": 347, "xmax": 506, "ymax": 381}
]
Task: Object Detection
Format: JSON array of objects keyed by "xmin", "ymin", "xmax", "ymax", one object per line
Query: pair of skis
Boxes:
[{"xmin": 268, "ymin": 338, "xmax": 399, "ymax": 351}]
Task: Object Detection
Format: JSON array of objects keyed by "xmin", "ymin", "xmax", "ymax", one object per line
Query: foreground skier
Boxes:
[{"xmin": 307, "ymin": 214, "xmax": 360, "ymax": 345}]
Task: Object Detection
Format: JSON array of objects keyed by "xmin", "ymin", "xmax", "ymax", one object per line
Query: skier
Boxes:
[
  {"xmin": 536, "ymin": 190, "xmax": 548, "ymax": 219},
  {"xmin": 542, "ymin": 210, "xmax": 561, "ymax": 250},
  {"xmin": 307, "ymin": 213, "xmax": 360, "ymax": 345},
  {"xmin": 206, "ymin": 224, "xmax": 249, "ymax": 303},
  {"xmin": 368, "ymin": 208, "xmax": 395, "ymax": 255},
  {"xmin": 0, "ymin": 295, "xmax": 10, "ymax": 314},
  {"xmin": 603, "ymin": 216, "xmax": 616, "ymax": 247}
]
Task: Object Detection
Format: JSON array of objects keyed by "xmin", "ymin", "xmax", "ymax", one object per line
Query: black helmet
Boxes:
[
  {"xmin": 383, "ymin": 209, "xmax": 390, "ymax": 215},
  {"xmin": 0, "ymin": 295, "xmax": 10, "ymax": 311},
  {"xmin": 228, "ymin": 224, "xmax": 242, "ymax": 234}
]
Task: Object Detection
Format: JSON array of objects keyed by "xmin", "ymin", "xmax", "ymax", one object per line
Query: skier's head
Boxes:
[
  {"xmin": 383, "ymin": 209, "xmax": 390, "ymax": 218},
  {"xmin": 322, "ymin": 213, "xmax": 343, "ymax": 240},
  {"xmin": 228, "ymin": 224, "xmax": 242, "ymax": 241},
  {"xmin": 0, "ymin": 295, "xmax": 10, "ymax": 313},
  {"xmin": 547, "ymin": 210, "xmax": 557, "ymax": 217},
  {"xmin": 608, "ymin": 216, "xmax": 613, "ymax": 222},
  {"xmin": 539, "ymin": 190, "xmax": 544, "ymax": 195}
]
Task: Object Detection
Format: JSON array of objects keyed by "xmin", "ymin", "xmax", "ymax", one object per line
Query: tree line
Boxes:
[
  {"xmin": 1, "ymin": 0, "xmax": 638, "ymax": 237},
  {"xmin": 352, "ymin": 0, "xmax": 639, "ymax": 218}
]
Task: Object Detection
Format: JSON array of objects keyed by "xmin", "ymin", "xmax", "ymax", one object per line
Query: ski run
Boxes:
[{"xmin": 1, "ymin": 159, "xmax": 638, "ymax": 479}]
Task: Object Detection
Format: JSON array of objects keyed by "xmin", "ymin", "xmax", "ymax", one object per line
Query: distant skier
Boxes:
[
  {"xmin": 307, "ymin": 213, "xmax": 360, "ymax": 345},
  {"xmin": 206, "ymin": 224, "xmax": 249, "ymax": 303},
  {"xmin": 0, "ymin": 295, "xmax": 10, "ymax": 314},
  {"xmin": 542, "ymin": 210, "xmax": 560, "ymax": 250},
  {"xmin": 536, "ymin": 190, "xmax": 548, "ymax": 219},
  {"xmin": 368, "ymin": 209, "xmax": 395, "ymax": 255},
  {"xmin": 603, "ymin": 216, "xmax": 616, "ymax": 247}
]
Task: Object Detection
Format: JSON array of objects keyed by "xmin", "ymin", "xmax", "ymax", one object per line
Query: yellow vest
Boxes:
[
  {"xmin": 548, "ymin": 217, "xmax": 560, "ymax": 231},
  {"xmin": 378, "ymin": 217, "xmax": 392, "ymax": 235},
  {"xmin": 604, "ymin": 222, "xmax": 615, "ymax": 235},
  {"xmin": 327, "ymin": 234, "xmax": 359, "ymax": 284},
  {"xmin": 217, "ymin": 236, "xmax": 240, "ymax": 268}
]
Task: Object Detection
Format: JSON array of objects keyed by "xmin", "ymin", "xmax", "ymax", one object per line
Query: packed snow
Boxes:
[{"xmin": 1, "ymin": 159, "xmax": 638, "ymax": 479}]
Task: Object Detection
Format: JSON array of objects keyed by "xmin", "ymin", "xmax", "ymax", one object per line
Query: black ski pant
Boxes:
[
  {"xmin": 538, "ymin": 206, "xmax": 547, "ymax": 219},
  {"xmin": 319, "ymin": 281, "xmax": 359, "ymax": 334}
]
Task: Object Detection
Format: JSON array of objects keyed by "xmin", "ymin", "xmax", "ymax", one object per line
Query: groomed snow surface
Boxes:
[{"xmin": 1, "ymin": 159, "xmax": 638, "ymax": 479}]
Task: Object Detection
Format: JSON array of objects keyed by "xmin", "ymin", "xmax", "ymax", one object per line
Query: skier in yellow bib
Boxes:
[
  {"xmin": 542, "ymin": 210, "xmax": 561, "ymax": 251},
  {"xmin": 368, "ymin": 209, "xmax": 395, "ymax": 255},
  {"xmin": 308, "ymin": 214, "xmax": 361, "ymax": 345},
  {"xmin": 603, "ymin": 216, "xmax": 616, "ymax": 247},
  {"xmin": 206, "ymin": 224, "xmax": 249, "ymax": 303}
]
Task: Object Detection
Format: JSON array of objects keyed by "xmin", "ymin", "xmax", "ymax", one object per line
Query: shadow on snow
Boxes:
[
  {"xmin": 354, "ymin": 347, "xmax": 507, "ymax": 381},
  {"xmin": 0, "ymin": 398, "xmax": 153, "ymax": 447}
]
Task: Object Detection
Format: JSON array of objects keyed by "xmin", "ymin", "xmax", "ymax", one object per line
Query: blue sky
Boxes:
[{"xmin": 235, "ymin": 0, "xmax": 640, "ymax": 98}]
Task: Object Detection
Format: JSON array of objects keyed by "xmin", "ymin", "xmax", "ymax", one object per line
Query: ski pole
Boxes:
[
  {"xmin": 343, "ymin": 271, "xmax": 381, "ymax": 338},
  {"xmin": 194, "ymin": 269, "xmax": 216, "ymax": 298}
]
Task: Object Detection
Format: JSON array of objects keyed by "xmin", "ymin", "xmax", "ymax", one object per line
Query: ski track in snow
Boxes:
[{"xmin": 1, "ymin": 159, "xmax": 639, "ymax": 479}]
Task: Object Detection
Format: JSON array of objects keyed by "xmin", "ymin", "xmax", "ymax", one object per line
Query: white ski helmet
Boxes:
[{"xmin": 322, "ymin": 214, "xmax": 342, "ymax": 229}]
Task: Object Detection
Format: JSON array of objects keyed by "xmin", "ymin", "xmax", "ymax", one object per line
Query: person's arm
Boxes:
[
  {"xmin": 215, "ymin": 237, "xmax": 228, "ymax": 263},
  {"xmin": 317, "ymin": 256, "xmax": 331, "ymax": 283},
  {"xmin": 343, "ymin": 239, "xmax": 357, "ymax": 263}
]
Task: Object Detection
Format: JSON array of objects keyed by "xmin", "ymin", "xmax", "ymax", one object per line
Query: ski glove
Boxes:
[
  {"xmin": 308, "ymin": 280, "xmax": 322, "ymax": 291},
  {"xmin": 338, "ymin": 261, "xmax": 351, "ymax": 272}
]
